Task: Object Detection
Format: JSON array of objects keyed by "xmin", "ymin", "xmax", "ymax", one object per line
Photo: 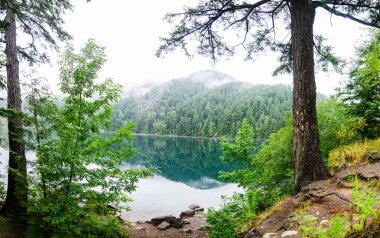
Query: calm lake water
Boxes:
[
  {"xmin": 126, "ymin": 135, "xmax": 244, "ymax": 221},
  {"xmin": 0, "ymin": 135, "xmax": 246, "ymax": 221}
]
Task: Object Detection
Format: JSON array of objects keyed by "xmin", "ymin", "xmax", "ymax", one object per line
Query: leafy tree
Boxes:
[
  {"xmin": 27, "ymin": 40, "xmax": 152, "ymax": 236},
  {"xmin": 0, "ymin": 0, "xmax": 72, "ymax": 221},
  {"xmin": 157, "ymin": 0, "xmax": 380, "ymax": 192},
  {"xmin": 339, "ymin": 30, "xmax": 380, "ymax": 139},
  {"xmin": 220, "ymin": 99, "xmax": 365, "ymax": 213},
  {"xmin": 219, "ymin": 118, "xmax": 256, "ymax": 188}
]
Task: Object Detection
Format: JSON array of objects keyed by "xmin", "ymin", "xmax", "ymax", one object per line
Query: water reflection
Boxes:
[{"xmin": 128, "ymin": 135, "xmax": 239, "ymax": 189}]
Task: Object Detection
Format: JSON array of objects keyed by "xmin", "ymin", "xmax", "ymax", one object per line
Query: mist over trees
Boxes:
[{"xmin": 112, "ymin": 71, "xmax": 302, "ymax": 138}]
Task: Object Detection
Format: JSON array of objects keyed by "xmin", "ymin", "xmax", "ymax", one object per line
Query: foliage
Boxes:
[
  {"xmin": 27, "ymin": 40, "xmax": 153, "ymax": 236},
  {"xmin": 317, "ymin": 99, "xmax": 366, "ymax": 160},
  {"xmin": 113, "ymin": 74, "xmax": 296, "ymax": 138},
  {"xmin": 329, "ymin": 138, "xmax": 380, "ymax": 173},
  {"xmin": 0, "ymin": 0, "xmax": 73, "ymax": 64},
  {"xmin": 206, "ymin": 193, "xmax": 255, "ymax": 238},
  {"xmin": 295, "ymin": 211, "xmax": 349, "ymax": 238},
  {"xmin": 338, "ymin": 30, "xmax": 380, "ymax": 139},
  {"xmin": 154, "ymin": 1, "xmax": 379, "ymax": 72},
  {"xmin": 220, "ymin": 118, "xmax": 255, "ymax": 164},
  {"xmin": 295, "ymin": 176, "xmax": 380, "ymax": 238},
  {"xmin": 218, "ymin": 98, "xmax": 364, "ymax": 213}
]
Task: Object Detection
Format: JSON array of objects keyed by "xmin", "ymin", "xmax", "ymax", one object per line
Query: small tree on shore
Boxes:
[{"xmin": 28, "ymin": 40, "xmax": 153, "ymax": 236}]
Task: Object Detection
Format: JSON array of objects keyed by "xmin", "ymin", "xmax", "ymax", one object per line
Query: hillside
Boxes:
[{"xmin": 112, "ymin": 70, "xmax": 295, "ymax": 138}]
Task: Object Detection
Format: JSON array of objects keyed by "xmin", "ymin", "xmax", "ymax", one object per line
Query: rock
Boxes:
[
  {"xmin": 189, "ymin": 204, "xmax": 201, "ymax": 210},
  {"xmin": 367, "ymin": 152, "xmax": 380, "ymax": 163},
  {"xmin": 194, "ymin": 207, "xmax": 205, "ymax": 212},
  {"xmin": 171, "ymin": 218, "xmax": 184, "ymax": 228},
  {"xmin": 181, "ymin": 228, "xmax": 193, "ymax": 234},
  {"xmin": 151, "ymin": 215, "xmax": 176, "ymax": 226},
  {"xmin": 136, "ymin": 220, "xmax": 144, "ymax": 224},
  {"xmin": 182, "ymin": 219, "xmax": 190, "ymax": 224},
  {"xmin": 281, "ymin": 230, "xmax": 298, "ymax": 237},
  {"xmin": 263, "ymin": 233, "xmax": 279, "ymax": 238},
  {"xmin": 134, "ymin": 226, "xmax": 145, "ymax": 231},
  {"xmin": 244, "ymin": 228, "xmax": 261, "ymax": 238},
  {"xmin": 180, "ymin": 210, "xmax": 195, "ymax": 218},
  {"xmin": 320, "ymin": 220, "xmax": 328, "ymax": 226},
  {"xmin": 151, "ymin": 215, "xmax": 185, "ymax": 228},
  {"xmin": 157, "ymin": 221, "xmax": 171, "ymax": 230}
]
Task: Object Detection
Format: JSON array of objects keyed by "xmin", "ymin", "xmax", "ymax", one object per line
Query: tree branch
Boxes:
[{"xmin": 314, "ymin": 2, "xmax": 380, "ymax": 28}]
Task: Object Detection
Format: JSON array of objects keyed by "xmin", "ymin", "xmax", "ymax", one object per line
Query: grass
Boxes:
[{"xmin": 329, "ymin": 138, "xmax": 380, "ymax": 173}]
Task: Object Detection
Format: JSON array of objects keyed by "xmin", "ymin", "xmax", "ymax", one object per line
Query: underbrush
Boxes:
[
  {"xmin": 295, "ymin": 176, "xmax": 380, "ymax": 238},
  {"xmin": 329, "ymin": 138, "xmax": 380, "ymax": 173},
  {"xmin": 206, "ymin": 193, "xmax": 256, "ymax": 238}
]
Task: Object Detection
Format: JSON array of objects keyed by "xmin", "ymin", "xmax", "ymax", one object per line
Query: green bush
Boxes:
[{"xmin": 206, "ymin": 193, "xmax": 255, "ymax": 238}]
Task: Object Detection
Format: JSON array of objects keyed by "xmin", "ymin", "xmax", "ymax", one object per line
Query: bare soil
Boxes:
[{"xmin": 245, "ymin": 161, "xmax": 380, "ymax": 238}]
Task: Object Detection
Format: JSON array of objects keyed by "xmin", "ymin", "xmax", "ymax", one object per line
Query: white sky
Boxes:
[{"xmin": 33, "ymin": 0, "xmax": 372, "ymax": 96}]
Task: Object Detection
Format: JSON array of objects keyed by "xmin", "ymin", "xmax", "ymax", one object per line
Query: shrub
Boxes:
[{"xmin": 206, "ymin": 193, "xmax": 255, "ymax": 238}]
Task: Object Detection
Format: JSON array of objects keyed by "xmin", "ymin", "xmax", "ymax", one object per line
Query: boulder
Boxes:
[
  {"xmin": 151, "ymin": 215, "xmax": 176, "ymax": 226},
  {"xmin": 281, "ymin": 230, "xmax": 298, "ymax": 237},
  {"xmin": 171, "ymin": 218, "xmax": 184, "ymax": 228},
  {"xmin": 189, "ymin": 203, "xmax": 201, "ymax": 210},
  {"xmin": 263, "ymin": 233, "xmax": 279, "ymax": 238},
  {"xmin": 157, "ymin": 221, "xmax": 171, "ymax": 230},
  {"xmin": 150, "ymin": 215, "xmax": 184, "ymax": 229},
  {"xmin": 180, "ymin": 210, "xmax": 195, "ymax": 218}
]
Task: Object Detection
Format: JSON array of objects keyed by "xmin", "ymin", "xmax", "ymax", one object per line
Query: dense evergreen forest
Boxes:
[{"xmin": 113, "ymin": 70, "xmax": 321, "ymax": 138}]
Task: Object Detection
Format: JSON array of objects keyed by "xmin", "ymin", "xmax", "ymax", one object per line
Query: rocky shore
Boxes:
[{"xmin": 130, "ymin": 204, "xmax": 208, "ymax": 238}]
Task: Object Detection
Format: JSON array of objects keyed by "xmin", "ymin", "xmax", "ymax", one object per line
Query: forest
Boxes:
[
  {"xmin": 112, "ymin": 71, "xmax": 301, "ymax": 138},
  {"xmin": 0, "ymin": 1, "xmax": 379, "ymax": 238}
]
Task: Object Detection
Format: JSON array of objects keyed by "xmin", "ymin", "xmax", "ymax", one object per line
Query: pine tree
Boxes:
[{"xmin": 157, "ymin": 0, "xmax": 380, "ymax": 193}]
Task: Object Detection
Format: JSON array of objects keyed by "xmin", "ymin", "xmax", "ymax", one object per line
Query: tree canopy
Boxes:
[
  {"xmin": 339, "ymin": 30, "xmax": 380, "ymax": 138},
  {"xmin": 158, "ymin": 0, "xmax": 380, "ymax": 193}
]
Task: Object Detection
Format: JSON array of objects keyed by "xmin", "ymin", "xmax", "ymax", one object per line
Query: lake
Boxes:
[
  {"xmin": 125, "ymin": 135, "xmax": 244, "ymax": 221},
  {"xmin": 0, "ymin": 135, "xmax": 245, "ymax": 222}
]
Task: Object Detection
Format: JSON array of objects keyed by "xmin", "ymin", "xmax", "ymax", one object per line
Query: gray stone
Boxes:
[
  {"xmin": 189, "ymin": 204, "xmax": 201, "ymax": 210},
  {"xmin": 182, "ymin": 219, "xmax": 190, "ymax": 224},
  {"xmin": 171, "ymin": 218, "xmax": 184, "ymax": 228},
  {"xmin": 320, "ymin": 220, "xmax": 328, "ymax": 226},
  {"xmin": 134, "ymin": 226, "xmax": 145, "ymax": 231},
  {"xmin": 157, "ymin": 221, "xmax": 171, "ymax": 230},
  {"xmin": 263, "ymin": 233, "xmax": 279, "ymax": 238},
  {"xmin": 151, "ymin": 215, "xmax": 176, "ymax": 226},
  {"xmin": 281, "ymin": 230, "xmax": 298, "ymax": 237}
]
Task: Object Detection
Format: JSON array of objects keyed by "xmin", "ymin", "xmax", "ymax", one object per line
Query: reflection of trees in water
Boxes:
[{"xmin": 128, "ymin": 135, "xmax": 258, "ymax": 189}]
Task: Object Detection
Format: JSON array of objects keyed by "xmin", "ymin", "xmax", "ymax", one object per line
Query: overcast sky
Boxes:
[{"xmin": 33, "ymin": 0, "xmax": 372, "ymax": 96}]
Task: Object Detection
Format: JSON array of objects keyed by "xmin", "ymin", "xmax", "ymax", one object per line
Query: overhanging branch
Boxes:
[{"xmin": 314, "ymin": 2, "xmax": 380, "ymax": 28}]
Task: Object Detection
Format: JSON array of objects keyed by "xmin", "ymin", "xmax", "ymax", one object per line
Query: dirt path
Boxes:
[
  {"xmin": 245, "ymin": 161, "xmax": 380, "ymax": 238},
  {"xmin": 130, "ymin": 214, "xmax": 208, "ymax": 238}
]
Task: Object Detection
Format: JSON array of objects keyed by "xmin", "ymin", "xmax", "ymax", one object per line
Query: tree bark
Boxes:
[
  {"xmin": 0, "ymin": 6, "xmax": 28, "ymax": 223},
  {"xmin": 290, "ymin": 0, "xmax": 330, "ymax": 193}
]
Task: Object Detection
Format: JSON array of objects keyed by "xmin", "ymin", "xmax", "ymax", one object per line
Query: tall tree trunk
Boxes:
[
  {"xmin": 290, "ymin": 0, "xmax": 330, "ymax": 193},
  {"xmin": 0, "ymin": 6, "xmax": 28, "ymax": 222}
]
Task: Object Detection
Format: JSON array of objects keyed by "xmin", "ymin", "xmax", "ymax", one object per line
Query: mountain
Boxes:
[{"xmin": 112, "ymin": 70, "xmax": 295, "ymax": 138}]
